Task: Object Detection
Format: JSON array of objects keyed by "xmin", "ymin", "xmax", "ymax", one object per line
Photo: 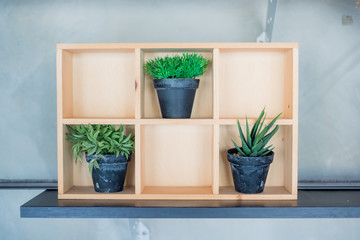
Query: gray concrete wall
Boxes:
[{"xmin": 273, "ymin": 0, "xmax": 360, "ymax": 181}]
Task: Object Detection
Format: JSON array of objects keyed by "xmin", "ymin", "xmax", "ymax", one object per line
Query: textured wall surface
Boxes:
[{"xmin": 273, "ymin": 0, "xmax": 360, "ymax": 181}]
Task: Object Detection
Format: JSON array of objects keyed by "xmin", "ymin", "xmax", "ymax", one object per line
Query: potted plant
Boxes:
[
  {"xmin": 144, "ymin": 53, "xmax": 209, "ymax": 118},
  {"xmin": 66, "ymin": 124, "xmax": 134, "ymax": 193},
  {"xmin": 228, "ymin": 109, "xmax": 282, "ymax": 194}
]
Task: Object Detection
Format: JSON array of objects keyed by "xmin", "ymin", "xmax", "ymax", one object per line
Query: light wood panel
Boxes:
[
  {"xmin": 141, "ymin": 125, "xmax": 213, "ymax": 187},
  {"xmin": 59, "ymin": 186, "xmax": 295, "ymax": 200},
  {"xmin": 218, "ymin": 118, "xmax": 293, "ymax": 125},
  {"xmin": 61, "ymin": 126, "xmax": 74, "ymax": 193},
  {"xmin": 213, "ymin": 48, "xmax": 220, "ymax": 119},
  {"xmin": 135, "ymin": 124, "xmax": 142, "ymax": 194},
  {"xmin": 61, "ymin": 50, "xmax": 73, "ymax": 118},
  {"xmin": 212, "ymin": 48, "xmax": 220, "ymax": 194},
  {"xmin": 284, "ymin": 126, "xmax": 294, "ymax": 193},
  {"xmin": 68, "ymin": 51, "xmax": 135, "ymax": 118},
  {"xmin": 219, "ymin": 49, "xmax": 288, "ymax": 119},
  {"xmin": 142, "ymin": 186, "xmax": 212, "ymax": 195},
  {"xmin": 61, "ymin": 118, "xmax": 293, "ymax": 125},
  {"xmin": 289, "ymin": 48, "xmax": 299, "ymax": 194},
  {"xmin": 58, "ymin": 42, "xmax": 298, "ymax": 51},
  {"xmin": 60, "ymin": 186, "xmax": 136, "ymax": 200},
  {"xmin": 140, "ymin": 119, "xmax": 214, "ymax": 125},
  {"xmin": 62, "ymin": 118, "xmax": 137, "ymax": 125},
  {"xmin": 135, "ymin": 49, "xmax": 142, "ymax": 119},
  {"xmin": 284, "ymin": 49, "xmax": 294, "ymax": 119},
  {"xmin": 57, "ymin": 49, "xmax": 65, "ymax": 194},
  {"xmin": 57, "ymin": 43, "xmax": 298, "ymax": 200},
  {"xmin": 218, "ymin": 186, "xmax": 296, "ymax": 200},
  {"xmin": 212, "ymin": 124, "xmax": 220, "ymax": 194}
]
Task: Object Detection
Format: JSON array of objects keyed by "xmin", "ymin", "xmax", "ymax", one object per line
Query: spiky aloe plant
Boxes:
[{"xmin": 232, "ymin": 109, "xmax": 282, "ymax": 157}]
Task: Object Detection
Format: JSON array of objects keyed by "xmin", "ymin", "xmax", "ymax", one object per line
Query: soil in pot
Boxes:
[
  {"xmin": 86, "ymin": 154, "xmax": 131, "ymax": 193},
  {"xmin": 227, "ymin": 148, "xmax": 274, "ymax": 194},
  {"xmin": 153, "ymin": 78, "xmax": 199, "ymax": 118}
]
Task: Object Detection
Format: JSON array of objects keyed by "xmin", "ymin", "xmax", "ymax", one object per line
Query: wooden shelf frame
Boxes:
[{"xmin": 57, "ymin": 43, "xmax": 298, "ymax": 200}]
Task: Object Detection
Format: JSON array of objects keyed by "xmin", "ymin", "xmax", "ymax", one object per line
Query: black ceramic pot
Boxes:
[
  {"xmin": 153, "ymin": 78, "xmax": 199, "ymax": 118},
  {"xmin": 86, "ymin": 154, "xmax": 131, "ymax": 193},
  {"xmin": 227, "ymin": 148, "xmax": 274, "ymax": 194}
]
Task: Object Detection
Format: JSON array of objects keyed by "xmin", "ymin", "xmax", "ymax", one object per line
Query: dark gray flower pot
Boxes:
[
  {"xmin": 227, "ymin": 148, "xmax": 274, "ymax": 194},
  {"xmin": 86, "ymin": 154, "xmax": 131, "ymax": 193},
  {"xmin": 153, "ymin": 78, "xmax": 200, "ymax": 118}
]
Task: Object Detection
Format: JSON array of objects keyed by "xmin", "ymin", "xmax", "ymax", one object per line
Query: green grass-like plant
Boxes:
[
  {"xmin": 66, "ymin": 124, "xmax": 135, "ymax": 174},
  {"xmin": 144, "ymin": 53, "xmax": 209, "ymax": 79},
  {"xmin": 232, "ymin": 109, "xmax": 282, "ymax": 157}
]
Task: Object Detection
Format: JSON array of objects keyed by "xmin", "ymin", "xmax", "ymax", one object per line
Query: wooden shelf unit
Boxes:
[{"xmin": 57, "ymin": 43, "xmax": 298, "ymax": 200}]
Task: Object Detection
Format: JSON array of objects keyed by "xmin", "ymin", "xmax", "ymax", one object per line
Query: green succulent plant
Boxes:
[
  {"xmin": 66, "ymin": 124, "xmax": 135, "ymax": 174},
  {"xmin": 232, "ymin": 109, "xmax": 282, "ymax": 157},
  {"xmin": 144, "ymin": 53, "xmax": 209, "ymax": 79}
]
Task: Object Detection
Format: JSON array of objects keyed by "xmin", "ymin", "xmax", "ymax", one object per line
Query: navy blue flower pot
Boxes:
[
  {"xmin": 227, "ymin": 148, "xmax": 274, "ymax": 194},
  {"xmin": 86, "ymin": 154, "xmax": 131, "ymax": 193},
  {"xmin": 153, "ymin": 78, "xmax": 199, "ymax": 118}
]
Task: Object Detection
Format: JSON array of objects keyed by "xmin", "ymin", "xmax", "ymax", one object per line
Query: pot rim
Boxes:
[
  {"xmin": 153, "ymin": 78, "xmax": 200, "ymax": 80},
  {"xmin": 85, "ymin": 153, "xmax": 132, "ymax": 164},
  {"xmin": 153, "ymin": 78, "xmax": 200, "ymax": 89},
  {"xmin": 226, "ymin": 148, "xmax": 274, "ymax": 166}
]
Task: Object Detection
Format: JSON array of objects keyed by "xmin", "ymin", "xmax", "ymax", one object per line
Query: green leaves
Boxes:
[
  {"xmin": 232, "ymin": 108, "xmax": 282, "ymax": 157},
  {"xmin": 88, "ymin": 159, "xmax": 99, "ymax": 176},
  {"xmin": 66, "ymin": 124, "xmax": 135, "ymax": 173},
  {"xmin": 144, "ymin": 53, "xmax": 209, "ymax": 79}
]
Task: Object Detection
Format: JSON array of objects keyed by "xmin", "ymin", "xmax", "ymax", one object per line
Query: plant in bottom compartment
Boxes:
[
  {"xmin": 227, "ymin": 108, "xmax": 282, "ymax": 194},
  {"xmin": 144, "ymin": 53, "xmax": 209, "ymax": 118},
  {"xmin": 66, "ymin": 124, "xmax": 134, "ymax": 193}
]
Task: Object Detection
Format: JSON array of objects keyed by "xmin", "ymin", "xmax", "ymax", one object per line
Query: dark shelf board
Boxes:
[{"xmin": 20, "ymin": 189, "xmax": 360, "ymax": 218}]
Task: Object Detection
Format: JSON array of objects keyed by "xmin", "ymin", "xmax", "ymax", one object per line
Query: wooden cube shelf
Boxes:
[{"xmin": 57, "ymin": 43, "xmax": 298, "ymax": 200}]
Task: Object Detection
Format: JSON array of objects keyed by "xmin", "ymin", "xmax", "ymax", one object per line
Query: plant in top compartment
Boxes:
[
  {"xmin": 66, "ymin": 124, "xmax": 134, "ymax": 193},
  {"xmin": 144, "ymin": 53, "xmax": 209, "ymax": 118},
  {"xmin": 227, "ymin": 108, "xmax": 282, "ymax": 194}
]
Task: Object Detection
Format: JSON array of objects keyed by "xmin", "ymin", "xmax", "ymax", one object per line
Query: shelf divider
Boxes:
[
  {"xmin": 213, "ymin": 48, "xmax": 220, "ymax": 119},
  {"xmin": 213, "ymin": 124, "xmax": 220, "ymax": 194},
  {"xmin": 135, "ymin": 48, "xmax": 142, "ymax": 119},
  {"xmin": 62, "ymin": 118, "xmax": 137, "ymax": 125},
  {"xmin": 218, "ymin": 118, "xmax": 293, "ymax": 126},
  {"xmin": 212, "ymin": 48, "xmax": 220, "ymax": 194},
  {"xmin": 135, "ymin": 124, "xmax": 142, "ymax": 194}
]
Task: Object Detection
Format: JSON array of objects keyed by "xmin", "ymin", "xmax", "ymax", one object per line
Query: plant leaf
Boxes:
[
  {"xmin": 246, "ymin": 117, "xmax": 252, "ymax": 148},
  {"xmin": 265, "ymin": 112, "xmax": 282, "ymax": 133},
  {"xmin": 66, "ymin": 124, "xmax": 135, "ymax": 166},
  {"xmin": 231, "ymin": 139, "xmax": 246, "ymax": 156},
  {"xmin": 94, "ymin": 159, "xmax": 100, "ymax": 169},
  {"xmin": 89, "ymin": 160, "xmax": 94, "ymax": 175},
  {"xmin": 250, "ymin": 108, "xmax": 265, "ymax": 140}
]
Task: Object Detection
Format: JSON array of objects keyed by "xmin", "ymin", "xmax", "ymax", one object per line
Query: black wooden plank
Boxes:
[{"xmin": 20, "ymin": 189, "xmax": 360, "ymax": 218}]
